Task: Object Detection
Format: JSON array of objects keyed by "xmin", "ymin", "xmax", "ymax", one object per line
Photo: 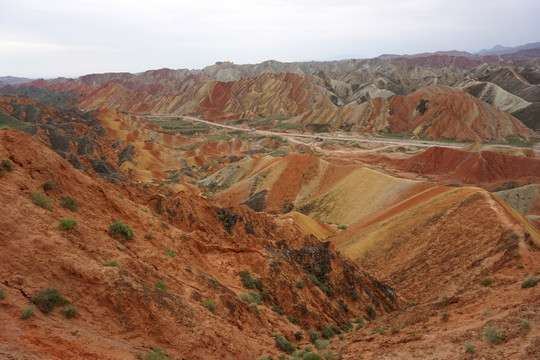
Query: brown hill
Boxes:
[
  {"xmin": 289, "ymin": 85, "xmax": 534, "ymax": 140},
  {"xmin": 394, "ymin": 146, "xmax": 540, "ymax": 188},
  {"xmin": 0, "ymin": 129, "xmax": 397, "ymax": 359}
]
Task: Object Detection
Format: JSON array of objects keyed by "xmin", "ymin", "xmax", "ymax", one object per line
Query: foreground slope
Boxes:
[{"xmin": 0, "ymin": 129, "xmax": 396, "ymax": 359}]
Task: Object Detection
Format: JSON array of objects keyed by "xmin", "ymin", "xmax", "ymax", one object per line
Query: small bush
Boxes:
[
  {"xmin": 484, "ymin": 324, "xmax": 505, "ymax": 345},
  {"xmin": 294, "ymin": 331, "xmax": 303, "ymax": 340},
  {"xmin": 307, "ymin": 330, "xmax": 319, "ymax": 343},
  {"xmin": 321, "ymin": 327, "xmax": 333, "ymax": 339},
  {"xmin": 240, "ymin": 270, "xmax": 263, "ymax": 290},
  {"xmin": 366, "ymin": 304, "xmax": 376, "ymax": 319},
  {"xmin": 481, "ymin": 278, "xmax": 495, "ymax": 286},
  {"xmin": 31, "ymin": 192, "xmax": 53, "ymax": 211},
  {"xmin": 273, "ymin": 334, "xmax": 295, "ymax": 355},
  {"xmin": 58, "ymin": 218, "xmax": 77, "ymax": 230},
  {"xmin": 322, "ymin": 350, "xmax": 336, "ymax": 360},
  {"xmin": 203, "ymin": 299, "xmax": 216, "ymax": 314},
  {"xmin": 464, "ymin": 342, "xmax": 475, "ymax": 354},
  {"xmin": 1, "ymin": 159, "xmax": 14, "ymax": 171},
  {"xmin": 295, "ymin": 280, "xmax": 304, "ymax": 289},
  {"xmin": 104, "ymin": 260, "xmax": 118, "ymax": 267},
  {"xmin": 303, "ymin": 354, "xmax": 322, "ymax": 360},
  {"xmin": 0, "ymin": 289, "xmax": 5, "ymax": 299},
  {"xmin": 383, "ymin": 304, "xmax": 390, "ymax": 313},
  {"xmin": 521, "ymin": 319, "xmax": 531, "ymax": 331},
  {"xmin": 42, "ymin": 180, "xmax": 56, "ymax": 191},
  {"xmin": 61, "ymin": 306, "xmax": 77, "ymax": 318},
  {"xmin": 521, "ymin": 277, "xmax": 539, "ymax": 288},
  {"xmin": 60, "ymin": 196, "xmax": 78, "ymax": 211},
  {"xmin": 109, "ymin": 221, "xmax": 134, "ymax": 241},
  {"xmin": 32, "ymin": 287, "xmax": 68, "ymax": 314},
  {"xmin": 511, "ymin": 232, "xmax": 519, "ymax": 239},
  {"xmin": 287, "ymin": 315, "xmax": 298, "ymax": 324},
  {"xmin": 240, "ymin": 292, "xmax": 261, "ymax": 304},
  {"xmin": 337, "ymin": 225, "xmax": 347, "ymax": 230},
  {"xmin": 144, "ymin": 347, "xmax": 170, "ymax": 360},
  {"xmin": 165, "ymin": 248, "xmax": 176, "ymax": 257},
  {"xmin": 272, "ymin": 305, "xmax": 284, "ymax": 315},
  {"xmin": 440, "ymin": 311, "xmax": 449, "ymax": 321},
  {"xmin": 372, "ymin": 327, "xmax": 386, "ymax": 335},
  {"xmin": 314, "ymin": 339, "xmax": 330, "ymax": 350},
  {"xmin": 155, "ymin": 282, "xmax": 167, "ymax": 291},
  {"xmin": 353, "ymin": 317, "xmax": 365, "ymax": 327},
  {"xmin": 251, "ymin": 305, "xmax": 259, "ymax": 314},
  {"xmin": 330, "ymin": 324, "xmax": 341, "ymax": 335},
  {"xmin": 21, "ymin": 305, "xmax": 35, "ymax": 319},
  {"xmin": 144, "ymin": 233, "xmax": 153, "ymax": 239}
]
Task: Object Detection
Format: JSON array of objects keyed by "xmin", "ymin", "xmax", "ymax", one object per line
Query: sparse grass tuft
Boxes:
[
  {"xmin": 58, "ymin": 218, "xmax": 77, "ymax": 230},
  {"xmin": 1, "ymin": 159, "xmax": 14, "ymax": 171},
  {"xmin": 272, "ymin": 334, "xmax": 295, "ymax": 354},
  {"xmin": 484, "ymin": 324, "xmax": 505, "ymax": 345},
  {"xmin": 321, "ymin": 327, "xmax": 333, "ymax": 339},
  {"xmin": 314, "ymin": 339, "xmax": 330, "ymax": 350},
  {"xmin": 31, "ymin": 191, "xmax": 53, "ymax": 210},
  {"xmin": 337, "ymin": 225, "xmax": 347, "ymax": 230},
  {"xmin": 143, "ymin": 347, "xmax": 170, "ymax": 360},
  {"xmin": 464, "ymin": 342, "xmax": 475, "ymax": 354},
  {"xmin": 155, "ymin": 282, "xmax": 167, "ymax": 291},
  {"xmin": 511, "ymin": 232, "xmax": 519, "ymax": 239},
  {"xmin": 240, "ymin": 270, "xmax": 263, "ymax": 290},
  {"xmin": 240, "ymin": 292, "xmax": 261, "ymax": 304},
  {"xmin": 521, "ymin": 276, "xmax": 539, "ymax": 288},
  {"xmin": 203, "ymin": 299, "xmax": 217, "ymax": 314},
  {"xmin": 42, "ymin": 180, "xmax": 56, "ymax": 191},
  {"xmin": 295, "ymin": 280, "xmax": 304, "ymax": 289},
  {"xmin": 295, "ymin": 331, "xmax": 303, "ymax": 340},
  {"xmin": 60, "ymin": 306, "xmax": 77, "ymax": 318},
  {"xmin": 144, "ymin": 232, "xmax": 153, "ymax": 239},
  {"xmin": 307, "ymin": 330, "xmax": 319, "ymax": 343},
  {"xmin": 372, "ymin": 327, "xmax": 386, "ymax": 335},
  {"xmin": 165, "ymin": 248, "xmax": 176, "ymax": 257},
  {"xmin": 0, "ymin": 289, "xmax": 5, "ymax": 299},
  {"xmin": 32, "ymin": 287, "xmax": 68, "ymax": 314},
  {"xmin": 104, "ymin": 260, "xmax": 118, "ymax": 267},
  {"xmin": 109, "ymin": 221, "xmax": 134, "ymax": 241},
  {"xmin": 60, "ymin": 196, "xmax": 78, "ymax": 211},
  {"xmin": 272, "ymin": 305, "xmax": 284, "ymax": 315},
  {"xmin": 21, "ymin": 305, "xmax": 35, "ymax": 319},
  {"xmin": 481, "ymin": 278, "xmax": 495, "ymax": 286}
]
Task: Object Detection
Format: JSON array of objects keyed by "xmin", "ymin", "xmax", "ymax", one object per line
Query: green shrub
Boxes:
[
  {"xmin": 322, "ymin": 350, "xmax": 336, "ymax": 360},
  {"xmin": 1, "ymin": 159, "xmax": 14, "ymax": 171},
  {"xmin": 353, "ymin": 317, "xmax": 365, "ymax": 327},
  {"xmin": 21, "ymin": 305, "xmax": 35, "ymax": 319},
  {"xmin": 321, "ymin": 327, "xmax": 333, "ymax": 339},
  {"xmin": 240, "ymin": 292, "xmax": 261, "ymax": 304},
  {"xmin": 155, "ymin": 282, "xmax": 167, "ymax": 291},
  {"xmin": 307, "ymin": 330, "xmax": 319, "ymax": 343},
  {"xmin": 314, "ymin": 339, "xmax": 330, "ymax": 350},
  {"xmin": 295, "ymin": 280, "xmax": 304, "ymax": 289},
  {"xmin": 303, "ymin": 354, "xmax": 322, "ymax": 360},
  {"xmin": 61, "ymin": 306, "xmax": 77, "ymax": 318},
  {"xmin": 0, "ymin": 289, "xmax": 5, "ymax": 299},
  {"xmin": 31, "ymin": 191, "xmax": 53, "ymax": 211},
  {"xmin": 366, "ymin": 304, "xmax": 376, "ymax": 319},
  {"xmin": 272, "ymin": 334, "xmax": 295, "ymax": 354},
  {"xmin": 109, "ymin": 221, "xmax": 134, "ymax": 241},
  {"xmin": 42, "ymin": 180, "xmax": 56, "ymax": 190},
  {"xmin": 481, "ymin": 278, "xmax": 495, "ymax": 286},
  {"xmin": 294, "ymin": 331, "xmax": 303, "ymax": 340},
  {"xmin": 165, "ymin": 248, "xmax": 176, "ymax": 257},
  {"xmin": 521, "ymin": 277, "xmax": 539, "ymax": 288},
  {"xmin": 251, "ymin": 305, "xmax": 259, "ymax": 314},
  {"xmin": 203, "ymin": 299, "xmax": 216, "ymax": 314},
  {"xmin": 58, "ymin": 218, "xmax": 77, "ymax": 230},
  {"xmin": 272, "ymin": 305, "xmax": 284, "ymax": 315},
  {"xmin": 511, "ymin": 232, "xmax": 519, "ymax": 239},
  {"xmin": 240, "ymin": 270, "xmax": 263, "ymax": 290},
  {"xmin": 372, "ymin": 327, "xmax": 386, "ymax": 335},
  {"xmin": 337, "ymin": 225, "xmax": 347, "ymax": 230},
  {"xmin": 104, "ymin": 260, "xmax": 118, "ymax": 267},
  {"xmin": 287, "ymin": 315, "xmax": 298, "ymax": 324},
  {"xmin": 144, "ymin": 347, "xmax": 170, "ymax": 360},
  {"xmin": 307, "ymin": 273, "xmax": 333, "ymax": 296},
  {"xmin": 144, "ymin": 233, "xmax": 153, "ymax": 239},
  {"xmin": 32, "ymin": 287, "xmax": 68, "ymax": 314},
  {"xmin": 60, "ymin": 196, "xmax": 78, "ymax": 211},
  {"xmin": 521, "ymin": 319, "xmax": 531, "ymax": 331},
  {"xmin": 484, "ymin": 324, "xmax": 505, "ymax": 345},
  {"xmin": 383, "ymin": 304, "xmax": 390, "ymax": 313},
  {"xmin": 330, "ymin": 324, "xmax": 341, "ymax": 335},
  {"xmin": 464, "ymin": 342, "xmax": 475, "ymax": 354}
]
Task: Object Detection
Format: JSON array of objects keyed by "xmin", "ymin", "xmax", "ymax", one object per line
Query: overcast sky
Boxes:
[{"xmin": 1, "ymin": 0, "xmax": 539, "ymax": 78}]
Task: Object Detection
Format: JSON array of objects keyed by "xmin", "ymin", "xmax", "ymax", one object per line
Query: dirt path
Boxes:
[{"xmin": 142, "ymin": 114, "xmax": 467, "ymax": 149}]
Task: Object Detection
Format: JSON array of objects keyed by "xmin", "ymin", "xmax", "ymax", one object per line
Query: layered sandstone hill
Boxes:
[
  {"xmin": 0, "ymin": 129, "xmax": 396, "ymax": 359},
  {"xmin": 288, "ymin": 85, "xmax": 534, "ymax": 140}
]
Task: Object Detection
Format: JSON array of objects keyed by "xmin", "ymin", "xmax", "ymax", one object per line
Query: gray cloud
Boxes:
[{"xmin": 1, "ymin": 0, "xmax": 539, "ymax": 77}]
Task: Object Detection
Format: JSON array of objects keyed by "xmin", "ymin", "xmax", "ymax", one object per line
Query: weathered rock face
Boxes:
[
  {"xmin": 0, "ymin": 129, "xmax": 395, "ymax": 359},
  {"xmin": 290, "ymin": 85, "xmax": 534, "ymax": 140}
]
